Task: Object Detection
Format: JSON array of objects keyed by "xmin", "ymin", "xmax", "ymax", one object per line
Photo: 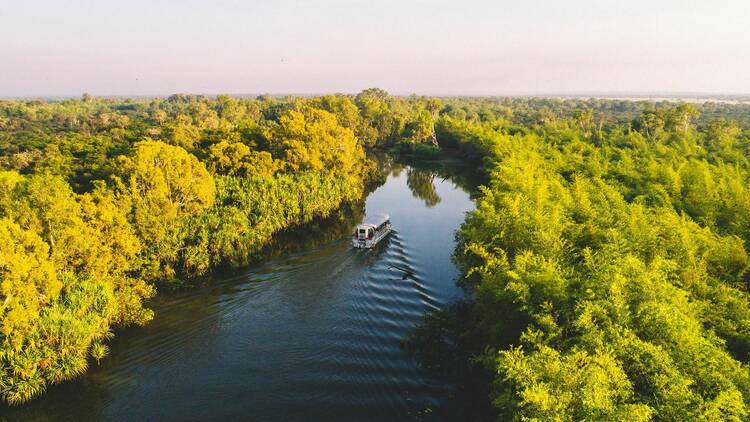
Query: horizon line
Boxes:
[{"xmin": 2, "ymin": 91, "xmax": 750, "ymax": 102}]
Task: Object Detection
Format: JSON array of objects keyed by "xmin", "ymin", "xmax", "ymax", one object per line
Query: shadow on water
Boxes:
[
  {"xmin": 393, "ymin": 154, "xmax": 528, "ymax": 421},
  {"xmin": 1, "ymin": 155, "xmax": 485, "ymax": 422},
  {"xmin": 403, "ymin": 296, "xmax": 531, "ymax": 421}
]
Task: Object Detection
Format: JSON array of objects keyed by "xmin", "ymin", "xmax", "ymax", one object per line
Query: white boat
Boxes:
[{"xmin": 352, "ymin": 214, "xmax": 392, "ymax": 249}]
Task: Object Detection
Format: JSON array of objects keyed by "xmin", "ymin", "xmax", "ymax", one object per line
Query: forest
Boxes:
[
  {"xmin": 4, "ymin": 91, "xmax": 750, "ymax": 421},
  {"xmin": 433, "ymin": 100, "xmax": 750, "ymax": 420}
]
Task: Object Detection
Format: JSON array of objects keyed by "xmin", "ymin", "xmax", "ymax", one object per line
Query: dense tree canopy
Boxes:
[{"xmin": 437, "ymin": 100, "xmax": 750, "ymax": 420}]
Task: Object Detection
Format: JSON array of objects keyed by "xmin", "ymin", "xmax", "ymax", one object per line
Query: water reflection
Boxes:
[
  {"xmin": 376, "ymin": 153, "xmax": 484, "ymax": 206},
  {"xmin": 407, "ymin": 170, "xmax": 441, "ymax": 207}
]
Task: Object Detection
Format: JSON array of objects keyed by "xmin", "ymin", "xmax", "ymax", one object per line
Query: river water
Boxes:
[{"xmin": 2, "ymin": 158, "xmax": 477, "ymax": 421}]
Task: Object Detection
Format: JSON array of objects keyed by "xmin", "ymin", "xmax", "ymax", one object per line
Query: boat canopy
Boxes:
[{"xmin": 359, "ymin": 214, "xmax": 390, "ymax": 230}]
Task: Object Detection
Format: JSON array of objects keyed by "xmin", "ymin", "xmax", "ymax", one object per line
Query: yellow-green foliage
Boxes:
[
  {"xmin": 264, "ymin": 104, "xmax": 363, "ymax": 174},
  {"xmin": 114, "ymin": 140, "xmax": 216, "ymax": 279},
  {"xmin": 0, "ymin": 172, "xmax": 153, "ymax": 405},
  {"xmin": 180, "ymin": 171, "xmax": 363, "ymax": 274},
  {"xmin": 206, "ymin": 140, "xmax": 277, "ymax": 177},
  {"xmin": 452, "ymin": 106, "xmax": 750, "ymax": 420}
]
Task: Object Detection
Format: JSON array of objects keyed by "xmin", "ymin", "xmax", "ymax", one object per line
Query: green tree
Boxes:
[
  {"xmin": 115, "ymin": 140, "xmax": 215, "ymax": 278},
  {"xmin": 264, "ymin": 105, "xmax": 363, "ymax": 176}
]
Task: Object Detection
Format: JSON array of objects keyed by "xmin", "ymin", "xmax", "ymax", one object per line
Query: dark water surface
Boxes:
[{"xmin": 2, "ymin": 159, "xmax": 476, "ymax": 421}]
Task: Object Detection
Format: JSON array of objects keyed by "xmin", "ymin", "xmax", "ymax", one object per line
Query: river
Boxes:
[{"xmin": 2, "ymin": 157, "xmax": 477, "ymax": 421}]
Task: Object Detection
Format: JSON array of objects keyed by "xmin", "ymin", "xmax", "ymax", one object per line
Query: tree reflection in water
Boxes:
[{"xmin": 406, "ymin": 169, "xmax": 441, "ymax": 207}]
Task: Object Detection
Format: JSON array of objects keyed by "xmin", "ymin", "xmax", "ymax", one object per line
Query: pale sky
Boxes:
[{"xmin": 1, "ymin": 0, "xmax": 749, "ymax": 97}]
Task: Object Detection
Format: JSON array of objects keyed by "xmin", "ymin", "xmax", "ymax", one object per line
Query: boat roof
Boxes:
[{"xmin": 359, "ymin": 213, "xmax": 389, "ymax": 228}]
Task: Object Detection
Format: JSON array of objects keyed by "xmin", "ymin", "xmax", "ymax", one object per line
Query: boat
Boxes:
[{"xmin": 352, "ymin": 214, "xmax": 392, "ymax": 249}]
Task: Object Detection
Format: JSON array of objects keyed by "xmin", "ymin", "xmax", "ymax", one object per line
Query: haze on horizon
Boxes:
[{"xmin": 1, "ymin": 0, "xmax": 749, "ymax": 97}]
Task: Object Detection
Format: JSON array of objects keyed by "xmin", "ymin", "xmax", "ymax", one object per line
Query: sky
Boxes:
[{"xmin": 1, "ymin": 0, "xmax": 749, "ymax": 97}]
